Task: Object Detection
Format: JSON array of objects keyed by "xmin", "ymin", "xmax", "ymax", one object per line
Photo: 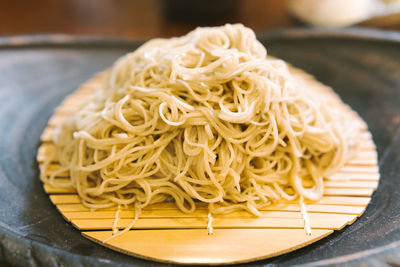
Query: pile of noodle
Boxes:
[{"xmin": 41, "ymin": 24, "xmax": 361, "ymax": 231}]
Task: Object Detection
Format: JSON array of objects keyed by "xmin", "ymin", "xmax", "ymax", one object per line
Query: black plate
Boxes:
[{"xmin": 0, "ymin": 28, "xmax": 400, "ymax": 266}]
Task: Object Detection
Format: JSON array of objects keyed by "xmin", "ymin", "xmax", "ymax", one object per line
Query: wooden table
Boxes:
[
  {"xmin": 1, "ymin": 0, "xmax": 400, "ymax": 40},
  {"xmin": 0, "ymin": 0, "xmax": 295, "ymax": 39}
]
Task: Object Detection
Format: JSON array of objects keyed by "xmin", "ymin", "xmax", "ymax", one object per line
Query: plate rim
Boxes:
[{"xmin": 1, "ymin": 27, "xmax": 400, "ymax": 48}]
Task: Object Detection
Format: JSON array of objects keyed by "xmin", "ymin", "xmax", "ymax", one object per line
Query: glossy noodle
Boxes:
[{"xmin": 40, "ymin": 24, "xmax": 361, "ymax": 239}]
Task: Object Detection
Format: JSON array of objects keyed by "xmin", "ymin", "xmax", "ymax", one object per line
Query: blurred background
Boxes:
[{"xmin": 1, "ymin": 0, "xmax": 400, "ymax": 40}]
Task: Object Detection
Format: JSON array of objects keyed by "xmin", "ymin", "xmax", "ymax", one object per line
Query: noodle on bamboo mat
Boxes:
[{"xmin": 38, "ymin": 25, "xmax": 379, "ymax": 264}]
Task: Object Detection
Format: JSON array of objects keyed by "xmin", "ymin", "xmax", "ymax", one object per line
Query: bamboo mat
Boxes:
[{"xmin": 37, "ymin": 71, "xmax": 379, "ymax": 265}]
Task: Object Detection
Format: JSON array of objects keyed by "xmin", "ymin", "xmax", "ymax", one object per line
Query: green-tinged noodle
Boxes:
[{"xmin": 40, "ymin": 24, "xmax": 361, "ymax": 240}]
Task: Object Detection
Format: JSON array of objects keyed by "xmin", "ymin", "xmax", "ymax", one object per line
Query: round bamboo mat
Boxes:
[{"xmin": 37, "ymin": 70, "xmax": 379, "ymax": 265}]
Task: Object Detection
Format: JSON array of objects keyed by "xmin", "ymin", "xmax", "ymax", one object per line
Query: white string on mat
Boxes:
[{"xmin": 300, "ymin": 196, "xmax": 312, "ymax": 235}]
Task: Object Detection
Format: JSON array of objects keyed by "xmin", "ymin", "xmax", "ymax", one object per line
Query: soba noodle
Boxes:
[{"xmin": 40, "ymin": 24, "xmax": 360, "ymax": 238}]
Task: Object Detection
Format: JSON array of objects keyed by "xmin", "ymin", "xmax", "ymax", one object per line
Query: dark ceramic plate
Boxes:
[{"xmin": 0, "ymin": 28, "xmax": 400, "ymax": 266}]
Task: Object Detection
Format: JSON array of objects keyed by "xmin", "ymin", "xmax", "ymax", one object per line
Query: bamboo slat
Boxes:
[
  {"xmin": 347, "ymin": 157, "xmax": 377, "ymax": 166},
  {"xmin": 327, "ymin": 172, "xmax": 379, "ymax": 181},
  {"xmin": 323, "ymin": 188, "xmax": 374, "ymax": 197},
  {"xmin": 49, "ymin": 194, "xmax": 372, "ymax": 207},
  {"xmin": 323, "ymin": 180, "xmax": 378, "ymax": 189},
  {"xmin": 340, "ymin": 165, "xmax": 378, "ymax": 173},
  {"xmin": 57, "ymin": 203, "xmax": 365, "ymax": 215},
  {"xmin": 50, "ymin": 194, "xmax": 80, "ymax": 204},
  {"xmin": 62, "ymin": 207, "xmax": 366, "ymax": 221}
]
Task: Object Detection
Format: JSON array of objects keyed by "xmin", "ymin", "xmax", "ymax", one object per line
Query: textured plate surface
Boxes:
[{"xmin": 0, "ymin": 29, "xmax": 400, "ymax": 266}]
